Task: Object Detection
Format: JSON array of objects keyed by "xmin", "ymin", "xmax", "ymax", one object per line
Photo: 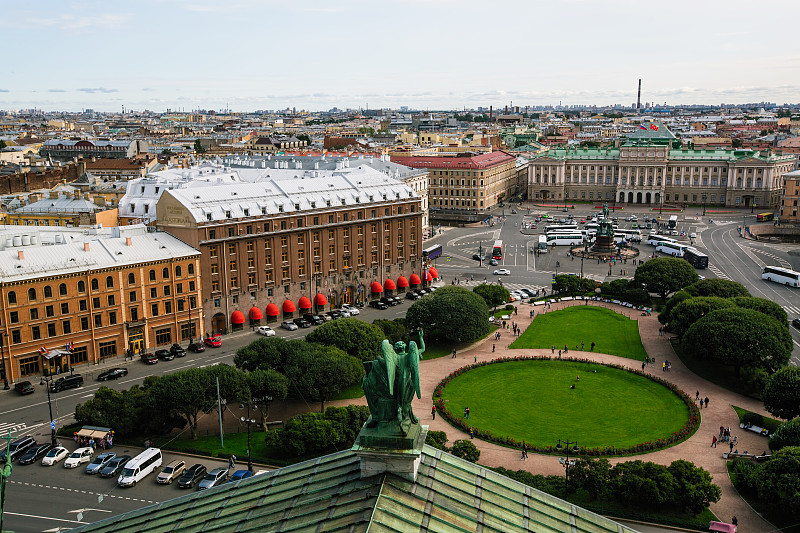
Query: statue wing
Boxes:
[
  {"xmin": 408, "ymin": 342, "xmax": 422, "ymax": 399},
  {"xmin": 380, "ymin": 339, "xmax": 399, "ymax": 395}
]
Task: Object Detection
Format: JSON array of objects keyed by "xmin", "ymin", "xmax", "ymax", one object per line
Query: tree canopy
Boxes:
[
  {"xmin": 246, "ymin": 368, "xmax": 289, "ymax": 429},
  {"xmin": 372, "ymin": 318, "xmax": 409, "ymax": 344},
  {"xmin": 669, "ymin": 296, "xmax": 735, "ymax": 338},
  {"xmin": 730, "ymin": 296, "xmax": 788, "ymax": 324},
  {"xmin": 753, "ymin": 447, "xmax": 800, "ymax": 519},
  {"xmin": 472, "ymin": 283, "xmax": 510, "ymax": 311},
  {"xmin": 553, "ymin": 275, "xmax": 597, "ymax": 296},
  {"xmin": 659, "ymin": 289, "xmax": 693, "ymax": 324},
  {"xmin": 283, "ymin": 344, "xmax": 363, "ymax": 411},
  {"xmin": 305, "ymin": 318, "xmax": 386, "ymax": 362},
  {"xmin": 684, "ymin": 279, "xmax": 750, "ymax": 299},
  {"xmin": 769, "ymin": 417, "xmax": 800, "ymax": 452},
  {"xmin": 406, "ymin": 286, "xmax": 490, "ymax": 343},
  {"xmin": 763, "ymin": 367, "xmax": 800, "ymax": 420},
  {"xmin": 633, "ymin": 258, "xmax": 699, "ymax": 301},
  {"xmin": 684, "ymin": 308, "xmax": 793, "ymax": 375}
]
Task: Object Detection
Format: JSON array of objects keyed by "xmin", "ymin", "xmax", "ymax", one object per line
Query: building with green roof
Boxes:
[{"xmin": 527, "ymin": 123, "xmax": 795, "ymax": 208}]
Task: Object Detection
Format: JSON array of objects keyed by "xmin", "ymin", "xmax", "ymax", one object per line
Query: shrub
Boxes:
[
  {"xmin": 450, "ymin": 439, "xmax": 481, "ymax": 463},
  {"xmin": 770, "ymin": 418, "xmax": 800, "ymax": 452},
  {"xmin": 505, "ymin": 304, "xmax": 514, "ymax": 311},
  {"xmin": 743, "ymin": 412, "xmax": 764, "ymax": 427},
  {"xmin": 425, "ymin": 430, "xmax": 449, "ymax": 451}
]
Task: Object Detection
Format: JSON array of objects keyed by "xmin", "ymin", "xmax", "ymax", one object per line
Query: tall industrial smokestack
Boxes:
[
  {"xmin": 637, "ymin": 79, "xmax": 642, "ymax": 112},
  {"xmin": 489, "ymin": 105, "xmax": 493, "ymax": 122}
]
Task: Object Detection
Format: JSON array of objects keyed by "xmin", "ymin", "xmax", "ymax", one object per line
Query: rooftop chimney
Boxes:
[
  {"xmin": 84, "ymin": 242, "xmax": 90, "ymax": 252},
  {"xmin": 126, "ymin": 237, "xmax": 132, "ymax": 246},
  {"xmin": 17, "ymin": 250, "xmax": 24, "ymax": 260}
]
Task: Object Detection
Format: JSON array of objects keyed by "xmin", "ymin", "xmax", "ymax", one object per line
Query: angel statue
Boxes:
[{"xmin": 362, "ymin": 329, "xmax": 425, "ymax": 435}]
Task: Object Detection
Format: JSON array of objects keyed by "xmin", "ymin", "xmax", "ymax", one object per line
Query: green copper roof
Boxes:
[
  {"xmin": 70, "ymin": 446, "xmax": 639, "ymax": 533},
  {"xmin": 530, "ymin": 144, "xmax": 793, "ymax": 164}
]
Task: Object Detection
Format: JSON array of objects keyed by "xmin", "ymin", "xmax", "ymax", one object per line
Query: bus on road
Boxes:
[
  {"xmin": 492, "ymin": 240, "xmax": 503, "ymax": 260},
  {"xmin": 616, "ymin": 228, "xmax": 642, "ymax": 242},
  {"xmin": 762, "ymin": 266, "xmax": 800, "ymax": 287},
  {"xmin": 545, "ymin": 224, "xmax": 578, "ymax": 234},
  {"xmin": 668, "ymin": 215, "xmax": 678, "ymax": 229},
  {"xmin": 546, "ymin": 233, "xmax": 584, "ymax": 246},
  {"xmin": 646, "ymin": 234, "xmax": 677, "ymax": 247},
  {"xmin": 656, "ymin": 241, "xmax": 688, "ymax": 257},
  {"xmin": 537, "ymin": 235, "xmax": 548, "ymax": 253},
  {"xmin": 422, "ymin": 244, "xmax": 442, "ymax": 261},
  {"xmin": 756, "ymin": 212, "xmax": 775, "ymax": 222},
  {"xmin": 684, "ymin": 247, "xmax": 709, "ymax": 269}
]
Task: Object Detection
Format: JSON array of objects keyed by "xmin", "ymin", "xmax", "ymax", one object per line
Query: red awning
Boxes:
[
  {"xmin": 298, "ymin": 296, "xmax": 312, "ymax": 309},
  {"xmin": 397, "ymin": 276, "xmax": 409, "ymax": 288},
  {"xmin": 314, "ymin": 293, "xmax": 328, "ymax": 306},
  {"xmin": 249, "ymin": 307, "xmax": 263, "ymax": 320},
  {"xmin": 370, "ymin": 281, "xmax": 383, "ymax": 293},
  {"xmin": 282, "ymin": 300, "xmax": 296, "ymax": 313},
  {"xmin": 428, "ymin": 267, "xmax": 439, "ymax": 279},
  {"xmin": 231, "ymin": 310, "xmax": 246, "ymax": 325},
  {"xmin": 265, "ymin": 303, "xmax": 280, "ymax": 316},
  {"xmin": 425, "ymin": 271, "xmax": 433, "ymax": 282},
  {"xmin": 409, "ymin": 273, "xmax": 421, "ymax": 285},
  {"xmin": 384, "ymin": 278, "xmax": 397, "ymax": 291}
]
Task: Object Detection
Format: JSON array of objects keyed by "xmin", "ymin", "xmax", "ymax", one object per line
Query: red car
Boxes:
[
  {"xmin": 204, "ymin": 336, "xmax": 222, "ymax": 348},
  {"xmin": 141, "ymin": 352, "xmax": 158, "ymax": 365}
]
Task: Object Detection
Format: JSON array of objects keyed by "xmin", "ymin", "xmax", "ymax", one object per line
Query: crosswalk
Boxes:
[
  {"xmin": 784, "ymin": 305, "xmax": 800, "ymax": 318},
  {"xmin": 706, "ymin": 263, "xmax": 731, "ymax": 280},
  {"xmin": 0, "ymin": 421, "xmax": 30, "ymax": 436},
  {"xmin": 741, "ymin": 245, "xmax": 791, "ymax": 269},
  {"xmin": 503, "ymin": 282, "xmax": 549, "ymax": 294}
]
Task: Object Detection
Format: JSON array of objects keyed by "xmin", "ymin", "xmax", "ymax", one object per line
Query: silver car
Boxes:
[
  {"xmin": 85, "ymin": 452, "xmax": 116, "ymax": 474},
  {"xmin": 157, "ymin": 459, "xmax": 186, "ymax": 484},
  {"xmin": 280, "ymin": 321, "xmax": 298, "ymax": 331},
  {"xmin": 198, "ymin": 467, "xmax": 228, "ymax": 490}
]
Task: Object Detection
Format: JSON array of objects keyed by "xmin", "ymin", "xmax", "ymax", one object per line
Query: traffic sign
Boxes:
[{"xmin": 50, "ymin": 421, "xmax": 56, "ymax": 430}]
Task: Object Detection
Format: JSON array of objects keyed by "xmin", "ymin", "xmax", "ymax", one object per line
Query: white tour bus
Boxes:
[
  {"xmin": 656, "ymin": 241, "xmax": 688, "ymax": 257},
  {"xmin": 646, "ymin": 234, "xmax": 677, "ymax": 247},
  {"xmin": 545, "ymin": 224, "xmax": 578, "ymax": 234},
  {"xmin": 546, "ymin": 233, "xmax": 584, "ymax": 246},
  {"xmin": 585, "ymin": 223, "xmax": 618, "ymax": 233},
  {"xmin": 762, "ymin": 266, "xmax": 800, "ymax": 287},
  {"xmin": 118, "ymin": 447, "xmax": 163, "ymax": 487},
  {"xmin": 616, "ymin": 229, "xmax": 642, "ymax": 242},
  {"xmin": 537, "ymin": 235, "xmax": 549, "ymax": 253}
]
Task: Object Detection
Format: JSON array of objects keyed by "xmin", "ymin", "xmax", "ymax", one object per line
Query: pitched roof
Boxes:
[
  {"xmin": 70, "ymin": 446, "xmax": 638, "ymax": 533},
  {"xmin": 391, "ymin": 151, "xmax": 516, "ymax": 170}
]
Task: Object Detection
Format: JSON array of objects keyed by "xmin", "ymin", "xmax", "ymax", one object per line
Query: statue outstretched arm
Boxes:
[
  {"xmin": 416, "ymin": 329, "xmax": 425, "ymax": 357},
  {"xmin": 380, "ymin": 339, "xmax": 399, "ymax": 395}
]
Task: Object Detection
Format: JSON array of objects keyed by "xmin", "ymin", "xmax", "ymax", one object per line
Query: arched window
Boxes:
[
  {"xmin": 7, "ymin": 291, "xmax": 16, "ymax": 305},
  {"xmin": 756, "ymin": 178, "xmax": 762, "ymax": 188},
  {"xmin": 28, "ymin": 288, "xmax": 36, "ymax": 301},
  {"xmin": 106, "ymin": 276, "xmax": 114, "ymax": 288},
  {"xmin": 128, "ymin": 273, "xmax": 135, "ymax": 285},
  {"xmin": 188, "ymin": 264, "xmax": 194, "ymax": 275},
  {"xmin": 149, "ymin": 270, "xmax": 156, "ymax": 281},
  {"xmin": 746, "ymin": 178, "xmax": 752, "ymax": 188},
  {"xmin": 59, "ymin": 283, "xmax": 67, "ymax": 296},
  {"xmin": 162, "ymin": 267, "xmax": 169, "ymax": 279},
  {"xmin": 175, "ymin": 265, "xmax": 182, "ymax": 277},
  {"xmin": 91, "ymin": 278, "xmax": 99, "ymax": 290},
  {"xmin": 736, "ymin": 178, "xmax": 742, "ymax": 188},
  {"xmin": 44, "ymin": 286, "xmax": 53, "ymax": 298},
  {"xmin": 78, "ymin": 280, "xmax": 86, "ymax": 293}
]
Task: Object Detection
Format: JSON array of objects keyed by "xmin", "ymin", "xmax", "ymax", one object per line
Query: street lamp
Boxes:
[
  {"xmin": 702, "ymin": 194, "xmax": 706, "ymax": 217},
  {"xmin": 1, "ymin": 333, "xmax": 8, "ymax": 390},
  {"xmin": 556, "ymin": 439, "xmax": 579, "ymax": 497},
  {"xmin": 240, "ymin": 406, "xmax": 256, "ymax": 473},
  {"xmin": 751, "ymin": 197, "xmax": 757, "ymax": 214},
  {"xmin": 41, "ymin": 373, "xmax": 57, "ymax": 446}
]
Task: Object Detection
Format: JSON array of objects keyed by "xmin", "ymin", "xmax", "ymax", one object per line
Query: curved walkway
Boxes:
[{"xmin": 410, "ymin": 300, "xmax": 775, "ymax": 532}]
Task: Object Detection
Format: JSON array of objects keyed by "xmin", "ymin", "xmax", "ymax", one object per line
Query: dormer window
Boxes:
[
  {"xmin": 225, "ymin": 211, "xmax": 231, "ymax": 218},
  {"xmin": 278, "ymin": 205, "xmax": 284, "ymax": 212},
  {"xmin": 243, "ymin": 209, "xmax": 249, "ymax": 216},
  {"xmin": 294, "ymin": 203, "xmax": 300, "ymax": 210},
  {"xmin": 310, "ymin": 202, "xmax": 316, "ymax": 208}
]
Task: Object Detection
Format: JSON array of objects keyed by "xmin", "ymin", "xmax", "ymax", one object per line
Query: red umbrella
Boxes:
[
  {"xmin": 231, "ymin": 310, "xmax": 245, "ymax": 325},
  {"xmin": 397, "ymin": 276, "xmax": 409, "ymax": 288},
  {"xmin": 265, "ymin": 303, "xmax": 279, "ymax": 316},
  {"xmin": 248, "ymin": 307, "xmax": 263, "ymax": 320},
  {"xmin": 370, "ymin": 281, "xmax": 383, "ymax": 293},
  {"xmin": 282, "ymin": 300, "xmax": 296, "ymax": 313}
]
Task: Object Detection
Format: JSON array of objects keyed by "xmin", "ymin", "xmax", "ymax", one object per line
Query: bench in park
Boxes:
[
  {"xmin": 722, "ymin": 452, "xmax": 771, "ymax": 462},
  {"xmin": 740, "ymin": 423, "xmax": 770, "ymax": 436}
]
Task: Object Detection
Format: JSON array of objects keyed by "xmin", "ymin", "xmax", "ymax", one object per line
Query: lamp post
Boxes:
[
  {"xmin": 478, "ymin": 241, "xmax": 483, "ymax": 267},
  {"xmin": 240, "ymin": 404, "xmax": 256, "ymax": 473},
  {"xmin": 42, "ymin": 374, "xmax": 57, "ymax": 446},
  {"xmin": 1, "ymin": 333, "xmax": 8, "ymax": 390},
  {"xmin": 556, "ymin": 439, "xmax": 579, "ymax": 497},
  {"xmin": 751, "ymin": 197, "xmax": 757, "ymax": 214},
  {"xmin": 702, "ymin": 194, "xmax": 706, "ymax": 217}
]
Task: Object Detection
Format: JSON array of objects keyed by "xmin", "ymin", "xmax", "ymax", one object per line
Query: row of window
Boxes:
[{"xmin": 206, "ymin": 207, "xmax": 414, "ymax": 235}]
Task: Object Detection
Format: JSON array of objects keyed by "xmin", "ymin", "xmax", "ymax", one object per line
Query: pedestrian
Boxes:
[
  {"xmin": 228, "ymin": 456, "xmax": 234, "ymax": 469},
  {"xmin": 704, "ymin": 397, "xmax": 709, "ymax": 408},
  {"xmin": 522, "ymin": 441, "xmax": 528, "ymax": 460},
  {"xmin": 552, "ymin": 345, "xmax": 555, "ymax": 354},
  {"xmin": 558, "ymin": 349, "xmax": 562, "ymax": 358},
  {"xmin": 590, "ymin": 341, "xmax": 595, "ymax": 351},
  {"xmin": 731, "ymin": 516, "xmax": 737, "ymax": 527},
  {"xmin": 642, "ymin": 361, "xmax": 646, "ymax": 371},
  {"xmin": 452, "ymin": 349, "xmax": 457, "ymax": 359},
  {"xmin": 432, "ymin": 405, "xmax": 436, "ymax": 419},
  {"xmin": 729, "ymin": 441, "xmax": 734, "ymax": 453},
  {"xmin": 581, "ymin": 342, "xmax": 584, "ymax": 350},
  {"xmin": 711, "ymin": 435, "xmax": 717, "ymax": 448},
  {"xmin": 470, "ymin": 427, "xmax": 474, "ymax": 439},
  {"xmin": 492, "ymin": 343, "xmax": 495, "ymax": 352},
  {"xmin": 73, "ymin": 432, "xmax": 78, "ymax": 444},
  {"xmin": 695, "ymin": 391, "xmax": 700, "ymax": 401},
  {"xmin": 514, "ymin": 307, "xmax": 518, "ymax": 316},
  {"xmin": 502, "ymin": 320, "xmax": 506, "ymax": 329},
  {"xmin": 564, "ymin": 344, "xmax": 568, "ymax": 354},
  {"xmin": 465, "ymin": 407, "xmax": 470, "ymax": 419},
  {"xmin": 474, "ymin": 354, "xmax": 477, "ymax": 363}
]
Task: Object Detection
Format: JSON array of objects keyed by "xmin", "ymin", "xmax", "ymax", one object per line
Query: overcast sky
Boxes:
[{"xmin": 2, "ymin": 0, "xmax": 798, "ymax": 112}]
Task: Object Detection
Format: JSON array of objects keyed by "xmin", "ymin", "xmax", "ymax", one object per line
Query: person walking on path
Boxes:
[
  {"xmin": 492, "ymin": 344, "xmax": 495, "ymax": 352},
  {"xmin": 704, "ymin": 396, "xmax": 709, "ymax": 408},
  {"xmin": 590, "ymin": 341, "xmax": 595, "ymax": 351},
  {"xmin": 452, "ymin": 349, "xmax": 457, "ymax": 359},
  {"xmin": 696, "ymin": 391, "xmax": 700, "ymax": 401},
  {"xmin": 521, "ymin": 441, "xmax": 528, "ymax": 461},
  {"xmin": 551, "ymin": 345, "xmax": 555, "ymax": 354},
  {"xmin": 711, "ymin": 435, "xmax": 717, "ymax": 448},
  {"xmin": 581, "ymin": 342, "xmax": 584, "ymax": 350},
  {"xmin": 431, "ymin": 405, "xmax": 436, "ymax": 420}
]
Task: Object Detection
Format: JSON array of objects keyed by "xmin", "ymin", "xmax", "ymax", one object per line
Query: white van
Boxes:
[{"xmin": 118, "ymin": 447, "xmax": 162, "ymax": 487}]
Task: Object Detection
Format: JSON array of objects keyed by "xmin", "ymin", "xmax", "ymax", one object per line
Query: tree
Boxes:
[
  {"xmin": 608, "ymin": 460, "xmax": 677, "ymax": 507},
  {"xmin": 305, "ymin": 318, "xmax": 385, "ymax": 362},
  {"xmin": 634, "ymin": 258, "xmax": 699, "ymax": 301},
  {"xmin": 753, "ymin": 447, "xmax": 800, "ymax": 519},
  {"xmin": 266, "ymin": 412, "xmax": 340, "ymax": 456},
  {"xmin": 234, "ymin": 336, "xmax": 289, "ymax": 373},
  {"xmin": 568, "ymin": 457, "xmax": 611, "ymax": 500},
  {"xmin": 149, "ymin": 368, "xmax": 217, "ymax": 439},
  {"xmin": 731, "ymin": 296, "xmax": 788, "ymax": 324},
  {"xmin": 450, "ymin": 440, "xmax": 481, "ymax": 463},
  {"xmin": 667, "ymin": 459, "xmax": 722, "ymax": 515},
  {"xmin": 472, "ymin": 283, "xmax": 510, "ymax": 312},
  {"xmin": 406, "ymin": 286, "xmax": 490, "ymax": 344},
  {"xmin": 684, "ymin": 308, "xmax": 793, "ymax": 376},
  {"xmin": 763, "ymin": 367, "xmax": 800, "ymax": 420},
  {"xmin": 425, "ymin": 430, "xmax": 449, "ymax": 451},
  {"xmin": 669, "ymin": 297, "xmax": 735, "ymax": 338},
  {"xmin": 193, "ymin": 139, "xmax": 206, "ymax": 153},
  {"xmin": 372, "ymin": 318, "xmax": 409, "ymax": 344},
  {"xmin": 685, "ymin": 279, "xmax": 750, "ymax": 299},
  {"xmin": 283, "ymin": 344, "xmax": 363, "ymax": 411},
  {"xmin": 246, "ymin": 369, "xmax": 289, "ymax": 430},
  {"xmin": 554, "ymin": 275, "xmax": 597, "ymax": 296},
  {"xmin": 205, "ymin": 364, "xmax": 248, "ymax": 419},
  {"xmin": 296, "ymin": 133, "xmax": 311, "ymax": 145},
  {"xmin": 770, "ymin": 418, "xmax": 800, "ymax": 451},
  {"xmin": 659, "ymin": 289, "xmax": 692, "ymax": 325}
]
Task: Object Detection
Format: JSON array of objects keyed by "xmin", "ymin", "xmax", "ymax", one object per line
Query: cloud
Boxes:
[
  {"xmin": 77, "ymin": 87, "xmax": 118, "ymax": 94},
  {"xmin": 141, "ymin": 88, "xmax": 155, "ymax": 92},
  {"xmin": 48, "ymin": 89, "xmax": 67, "ymax": 93},
  {"xmin": 0, "ymin": 89, "xmax": 8, "ymax": 93}
]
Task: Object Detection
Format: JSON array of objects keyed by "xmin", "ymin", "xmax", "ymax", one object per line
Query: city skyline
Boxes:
[{"xmin": 1, "ymin": 0, "xmax": 799, "ymax": 112}]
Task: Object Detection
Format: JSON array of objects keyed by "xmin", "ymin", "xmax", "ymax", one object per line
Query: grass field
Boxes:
[
  {"xmin": 509, "ymin": 306, "xmax": 647, "ymax": 360},
  {"xmin": 439, "ymin": 359, "xmax": 689, "ymax": 450}
]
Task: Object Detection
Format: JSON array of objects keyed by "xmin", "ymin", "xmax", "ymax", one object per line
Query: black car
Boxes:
[
  {"xmin": 188, "ymin": 342, "xmax": 206, "ymax": 353},
  {"xmin": 405, "ymin": 291, "xmax": 421, "ymax": 300},
  {"xmin": 141, "ymin": 352, "xmax": 158, "ymax": 365},
  {"xmin": 472, "ymin": 253, "xmax": 482, "ymax": 261},
  {"xmin": 14, "ymin": 381, "xmax": 34, "ymax": 395},
  {"xmin": 793, "ymin": 318, "xmax": 800, "ymax": 330},
  {"xmin": 369, "ymin": 300, "xmax": 388, "ymax": 310},
  {"xmin": 0, "ymin": 436, "xmax": 36, "ymax": 462},
  {"xmin": 380, "ymin": 297, "xmax": 397, "ymax": 307},
  {"xmin": 391, "ymin": 296, "xmax": 403, "ymax": 305},
  {"xmin": 293, "ymin": 318, "xmax": 311, "ymax": 328},
  {"xmin": 18, "ymin": 443, "xmax": 53, "ymax": 465},
  {"xmin": 303, "ymin": 313, "xmax": 324, "ymax": 325},
  {"xmin": 100, "ymin": 454, "xmax": 131, "ymax": 478},
  {"xmin": 170, "ymin": 343, "xmax": 187, "ymax": 358},
  {"xmin": 97, "ymin": 368, "xmax": 128, "ymax": 381},
  {"xmin": 155, "ymin": 349, "xmax": 174, "ymax": 361},
  {"xmin": 178, "ymin": 463, "xmax": 207, "ymax": 488}
]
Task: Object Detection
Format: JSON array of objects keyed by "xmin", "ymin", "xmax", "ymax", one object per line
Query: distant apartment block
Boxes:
[
  {"xmin": 779, "ymin": 169, "xmax": 800, "ymax": 223},
  {"xmin": 40, "ymin": 139, "xmax": 149, "ymax": 161}
]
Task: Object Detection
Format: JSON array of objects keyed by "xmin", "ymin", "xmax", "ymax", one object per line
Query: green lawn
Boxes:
[
  {"xmin": 510, "ymin": 306, "xmax": 647, "ymax": 360},
  {"xmin": 439, "ymin": 360, "xmax": 689, "ymax": 450}
]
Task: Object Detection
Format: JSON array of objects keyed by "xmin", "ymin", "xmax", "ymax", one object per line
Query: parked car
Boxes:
[
  {"xmin": 341, "ymin": 304, "xmax": 359, "ymax": 315},
  {"xmin": 41, "ymin": 446, "xmax": 70, "ymax": 466},
  {"xmin": 303, "ymin": 314, "xmax": 324, "ymax": 325},
  {"xmin": 229, "ymin": 469, "xmax": 253, "ymax": 483},
  {"xmin": 519, "ymin": 288, "xmax": 536, "ymax": 298},
  {"xmin": 14, "ymin": 381, "xmax": 34, "ymax": 395},
  {"xmin": 689, "ymin": 232, "xmax": 697, "ymax": 239},
  {"xmin": 293, "ymin": 317, "xmax": 311, "ymax": 328},
  {"xmin": 188, "ymin": 342, "xmax": 206, "ymax": 353},
  {"xmin": 335, "ymin": 308, "xmax": 351, "ymax": 317},
  {"xmin": 379, "ymin": 297, "xmax": 397, "ymax": 307},
  {"xmin": 86, "ymin": 452, "xmax": 117, "ymax": 475},
  {"xmin": 493, "ymin": 269, "xmax": 511, "ymax": 275},
  {"xmin": 792, "ymin": 318, "xmax": 800, "ymax": 330},
  {"xmin": 0, "ymin": 436, "xmax": 36, "ymax": 463},
  {"xmin": 64, "ymin": 447, "xmax": 94, "ymax": 468},
  {"xmin": 198, "ymin": 467, "xmax": 229, "ymax": 490},
  {"xmin": 178, "ymin": 464, "xmax": 207, "ymax": 488},
  {"xmin": 256, "ymin": 326, "xmax": 276, "ymax": 336},
  {"xmin": 405, "ymin": 291, "xmax": 421, "ymax": 300},
  {"xmin": 489, "ymin": 259, "xmax": 499, "ymax": 266},
  {"xmin": 204, "ymin": 336, "xmax": 222, "ymax": 348},
  {"xmin": 157, "ymin": 459, "xmax": 187, "ymax": 484},
  {"xmin": 100, "ymin": 454, "xmax": 131, "ymax": 478},
  {"xmin": 19, "ymin": 443, "xmax": 54, "ymax": 465},
  {"xmin": 97, "ymin": 368, "xmax": 128, "ymax": 381},
  {"xmin": 49, "ymin": 374, "xmax": 83, "ymax": 392},
  {"xmin": 319, "ymin": 313, "xmax": 332, "ymax": 321},
  {"xmin": 280, "ymin": 320, "xmax": 298, "ymax": 331},
  {"xmin": 141, "ymin": 352, "xmax": 158, "ymax": 365},
  {"xmin": 326, "ymin": 310, "xmax": 343, "ymax": 320},
  {"xmin": 170, "ymin": 344, "xmax": 187, "ymax": 357},
  {"xmin": 369, "ymin": 300, "xmax": 388, "ymax": 310}
]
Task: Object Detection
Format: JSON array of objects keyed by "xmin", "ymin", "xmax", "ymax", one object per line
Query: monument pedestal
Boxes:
[{"xmin": 352, "ymin": 419, "xmax": 428, "ymax": 482}]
